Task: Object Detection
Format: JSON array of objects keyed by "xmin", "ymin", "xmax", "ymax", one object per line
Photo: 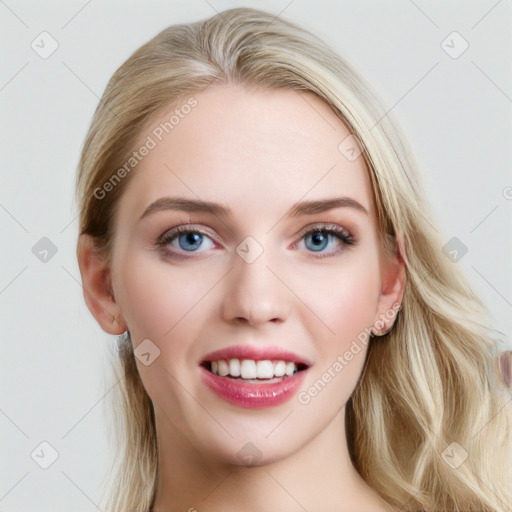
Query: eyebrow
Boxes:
[{"xmin": 138, "ymin": 195, "xmax": 368, "ymax": 221}]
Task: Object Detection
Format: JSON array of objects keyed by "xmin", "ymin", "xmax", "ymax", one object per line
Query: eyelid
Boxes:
[
  {"xmin": 295, "ymin": 221, "xmax": 352, "ymax": 239},
  {"xmin": 157, "ymin": 223, "xmax": 220, "ymax": 245}
]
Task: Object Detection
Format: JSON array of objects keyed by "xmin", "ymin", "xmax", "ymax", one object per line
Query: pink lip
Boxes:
[
  {"xmin": 200, "ymin": 366, "xmax": 308, "ymax": 409},
  {"xmin": 199, "ymin": 345, "xmax": 311, "ymax": 409}
]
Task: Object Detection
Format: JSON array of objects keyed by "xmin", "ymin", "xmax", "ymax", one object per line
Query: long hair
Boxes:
[{"xmin": 74, "ymin": 7, "xmax": 512, "ymax": 511}]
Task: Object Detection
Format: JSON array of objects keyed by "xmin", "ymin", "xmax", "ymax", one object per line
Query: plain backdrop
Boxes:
[{"xmin": 1, "ymin": 0, "xmax": 511, "ymax": 510}]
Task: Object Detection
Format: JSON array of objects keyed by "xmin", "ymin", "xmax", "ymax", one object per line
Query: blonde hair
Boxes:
[{"xmin": 74, "ymin": 7, "xmax": 512, "ymax": 512}]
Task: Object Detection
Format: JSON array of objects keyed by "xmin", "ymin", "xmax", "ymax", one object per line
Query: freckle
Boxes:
[{"xmin": 495, "ymin": 351, "xmax": 512, "ymax": 387}]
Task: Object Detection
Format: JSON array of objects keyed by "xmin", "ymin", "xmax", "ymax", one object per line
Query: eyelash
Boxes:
[{"xmin": 156, "ymin": 222, "xmax": 357, "ymax": 259}]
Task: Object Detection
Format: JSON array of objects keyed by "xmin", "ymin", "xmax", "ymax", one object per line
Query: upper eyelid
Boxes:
[
  {"xmin": 296, "ymin": 222, "xmax": 351, "ymax": 236},
  {"xmin": 158, "ymin": 224, "xmax": 218, "ymax": 242}
]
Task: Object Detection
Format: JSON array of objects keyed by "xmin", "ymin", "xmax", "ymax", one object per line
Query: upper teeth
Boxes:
[{"xmin": 210, "ymin": 359, "xmax": 298, "ymax": 379}]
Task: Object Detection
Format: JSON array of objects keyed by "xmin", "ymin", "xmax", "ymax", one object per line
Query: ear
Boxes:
[
  {"xmin": 372, "ymin": 232, "xmax": 406, "ymax": 335},
  {"xmin": 76, "ymin": 234, "xmax": 127, "ymax": 335}
]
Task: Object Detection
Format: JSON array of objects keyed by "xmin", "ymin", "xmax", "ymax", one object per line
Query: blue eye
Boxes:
[
  {"xmin": 299, "ymin": 225, "xmax": 356, "ymax": 257},
  {"xmin": 156, "ymin": 223, "xmax": 356, "ymax": 259},
  {"xmin": 158, "ymin": 227, "xmax": 216, "ymax": 254},
  {"xmin": 304, "ymin": 230, "xmax": 331, "ymax": 252},
  {"xmin": 176, "ymin": 231, "xmax": 208, "ymax": 251}
]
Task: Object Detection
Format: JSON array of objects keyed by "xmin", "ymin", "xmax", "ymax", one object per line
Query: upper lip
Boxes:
[{"xmin": 201, "ymin": 345, "xmax": 312, "ymax": 367}]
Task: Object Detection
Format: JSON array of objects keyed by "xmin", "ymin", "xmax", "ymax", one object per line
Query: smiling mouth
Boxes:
[{"xmin": 201, "ymin": 358, "xmax": 309, "ymax": 383}]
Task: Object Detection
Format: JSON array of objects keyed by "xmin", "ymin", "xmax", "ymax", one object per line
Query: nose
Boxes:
[{"xmin": 220, "ymin": 249, "xmax": 290, "ymax": 327}]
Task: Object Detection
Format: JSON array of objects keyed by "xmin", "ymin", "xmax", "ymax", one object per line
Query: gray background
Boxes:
[{"xmin": 1, "ymin": 0, "xmax": 511, "ymax": 510}]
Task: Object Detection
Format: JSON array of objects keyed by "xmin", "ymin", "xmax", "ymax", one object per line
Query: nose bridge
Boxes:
[{"xmin": 221, "ymin": 241, "xmax": 289, "ymax": 325}]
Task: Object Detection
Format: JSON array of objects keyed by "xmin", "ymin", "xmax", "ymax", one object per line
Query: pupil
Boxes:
[
  {"xmin": 308, "ymin": 231, "xmax": 328, "ymax": 251},
  {"xmin": 180, "ymin": 232, "xmax": 202, "ymax": 251},
  {"xmin": 313, "ymin": 233, "xmax": 323, "ymax": 244}
]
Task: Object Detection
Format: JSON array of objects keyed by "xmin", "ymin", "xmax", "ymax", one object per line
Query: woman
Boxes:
[{"xmin": 75, "ymin": 7, "xmax": 511, "ymax": 512}]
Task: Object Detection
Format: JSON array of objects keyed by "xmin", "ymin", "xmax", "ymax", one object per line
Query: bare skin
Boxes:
[{"xmin": 77, "ymin": 84, "xmax": 405, "ymax": 511}]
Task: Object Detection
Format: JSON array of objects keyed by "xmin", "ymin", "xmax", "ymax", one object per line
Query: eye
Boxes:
[
  {"xmin": 295, "ymin": 223, "xmax": 356, "ymax": 258},
  {"xmin": 155, "ymin": 222, "xmax": 357, "ymax": 259},
  {"xmin": 156, "ymin": 225, "xmax": 217, "ymax": 255}
]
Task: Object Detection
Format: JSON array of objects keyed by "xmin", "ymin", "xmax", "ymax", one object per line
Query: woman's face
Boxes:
[{"xmin": 106, "ymin": 84, "xmax": 403, "ymax": 464}]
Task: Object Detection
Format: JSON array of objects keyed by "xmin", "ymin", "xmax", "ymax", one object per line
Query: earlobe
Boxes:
[{"xmin": 76, "ymin": 234, "xmax": 127, "ymax": 335}]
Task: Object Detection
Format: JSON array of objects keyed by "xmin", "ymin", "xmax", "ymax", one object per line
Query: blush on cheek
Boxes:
[
  {"xmin": 317, "ymin": 273, "xmax": 378, "ymax": 348},
  {"xmin": 118, "ymin": 252, "xmax": 207, "ymax": 339}
]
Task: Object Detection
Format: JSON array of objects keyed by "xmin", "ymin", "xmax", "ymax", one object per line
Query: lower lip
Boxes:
[{"xmin": 200, "ymin": 366, "xmax": 307, "ymax": 409}]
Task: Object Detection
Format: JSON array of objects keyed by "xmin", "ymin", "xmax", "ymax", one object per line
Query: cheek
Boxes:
[
  {"xmin": 294, "ymin": 253, "xmax": 380, "ymax": 408},
  {"xmin": 298, "ymin": 256, "xmax": 380, "ymax": 348},
  {"xmin": 114, "ymin": 251, "xmax": 213, "ymax": 415},
  {"xmin": 327, "ymin": 274, "xmax": 377, "ymax": 341},
  {"xmin": 114, "ymin": 250, "xmax": 226, "ymax": 393},
  {"xmin": 115, "ymin": 250, "xmax": 214, "ymax": 340}
]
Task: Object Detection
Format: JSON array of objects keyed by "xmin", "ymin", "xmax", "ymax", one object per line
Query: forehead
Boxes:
[{"xmin": 117, "ymin": 84, "xmax": 374, "ymax": 225}]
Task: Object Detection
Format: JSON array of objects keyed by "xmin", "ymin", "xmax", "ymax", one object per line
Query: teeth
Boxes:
[
  {"xmin": 208, "ymin": 358, "xmax": 300, "ymax": 379},
  {"xmin": 217, "ymin": 360, "xmax": 229, "ymax": 377},
  {"xmin": 274, "ymin": 360, "xmax": 286, "ymax": 377},
  {"xmin": 256, "ymin": 360, "xmax": 274, "ymax": 379},
  {"xmin": 285, "ymin": 362, "xmax": 296, "ymax": 376},
  {"xmin": 240, "ymin": 359, "xmax": 257, "ymax": 379},
  {"xmin": 229, "ymin": 358, "xmax": 241, "ymax": 377}
]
